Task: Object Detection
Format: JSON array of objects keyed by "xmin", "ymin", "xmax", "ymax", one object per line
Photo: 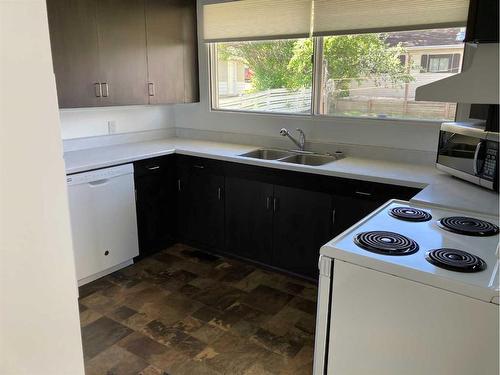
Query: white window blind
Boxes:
[
  {"xmin": 313, "ymin": 0, "xmax": 470, "ymax": 36},
  {"xmin": 203, "ymin": 0, "xmax": 470, "ymax": 42},
  {"xmin": 202, "ymin": 0, "xmax": 313, "ymax": 42}
]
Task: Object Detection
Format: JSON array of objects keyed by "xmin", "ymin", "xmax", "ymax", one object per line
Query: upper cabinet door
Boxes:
[
  {"xmin": 96, "ymin": 0, "xmax": 149, "ymax": 105},
  {"xmin": 145, "ymin": 0, "xmax": 199, "ymax": 104},
  {"xmin": 46, "ymin": 0, "xmax": 101, "ymax": 108}
]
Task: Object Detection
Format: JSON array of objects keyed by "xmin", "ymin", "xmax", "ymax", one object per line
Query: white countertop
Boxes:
[{"xmin": 64, "ymin": 137, "xmax": 499, "ymax": 217}]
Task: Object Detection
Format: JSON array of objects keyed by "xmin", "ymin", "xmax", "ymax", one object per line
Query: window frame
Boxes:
[
  {"xmin": 425, "ymin": 53, "xmax": 454, "ymax": 73},
  {"xmin": 208, "ymin": 34, "xmax": 464, "ymax": 122}
]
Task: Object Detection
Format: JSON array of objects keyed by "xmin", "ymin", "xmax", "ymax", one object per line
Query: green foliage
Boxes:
[
  {"xmin": 218, "ymin": 40, "xmax": 296, "ymax": 92},
  {"xmin": 321, "ymin": 34, "xmax": 413, "ymax": 97},
  {"xmin": 218, "ymin": 34, "xmax": 413, "ymax": 96}
]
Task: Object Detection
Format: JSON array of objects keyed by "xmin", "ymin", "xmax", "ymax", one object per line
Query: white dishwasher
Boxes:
[{"xmin": 67, "ymin": 164, "xmax": 139, "ymax": 286}]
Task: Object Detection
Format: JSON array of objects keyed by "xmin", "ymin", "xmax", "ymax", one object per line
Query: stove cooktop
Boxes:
[
  {"xmin": 321, "ymin": 199, "xmax": 500, "ymax": 303},
  {"xmin": 389, "ymin": 206, "xmax": 432, "ymax": 222},
  {"xmin": 354, "ymin": 231, "xmax": 419, "ymax": 256},
  {"xmin": 438, "ymin": 216, "xmax": 499, "ymax": 237},
  {"xmin": 426, "ymin": 248, "xmax": 487, "ymax": 273}
]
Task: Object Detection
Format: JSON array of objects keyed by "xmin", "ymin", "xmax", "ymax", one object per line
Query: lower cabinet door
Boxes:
[
  {"xmin": 177, "ymin": 163, "xmax": 224, "ymax": 250},
  {"xmin": 225, "ymin": 177, "xmax": 274, "ymax": 263},
  {"xmin": 332, "ymin": 194, "xmax": 384, "ymax": 236},
  {"xmin": 272, "ymin": 185, "xmax": 334, "ymax": 278},
  {"xmin": 135, "ymin": 172, "xmax": 174, "ymax": 257}
]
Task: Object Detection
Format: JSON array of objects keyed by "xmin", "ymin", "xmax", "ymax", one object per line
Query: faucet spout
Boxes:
[{"xmin": 280, "ymin": 127, "xmax": 306, "ymax": 151}]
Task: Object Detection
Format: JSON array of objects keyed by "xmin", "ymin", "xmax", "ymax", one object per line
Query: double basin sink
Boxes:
[{"xmin": 239, "ymin": 148, "xmax": 344, "ymax": 166}]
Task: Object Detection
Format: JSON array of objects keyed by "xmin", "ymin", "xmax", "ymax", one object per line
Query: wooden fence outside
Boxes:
[
  {"xmin": 219, "ymin": 88, "xmax": 311, "ymax": 113},
  {"xmin": 218, "ymin": 88, "xmax": 455, "ymax": 120}
]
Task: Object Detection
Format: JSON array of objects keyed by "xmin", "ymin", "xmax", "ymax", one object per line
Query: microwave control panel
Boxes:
[{"xmin": 479, "ymin": 141, "xmax": 498, "ymax": 181}]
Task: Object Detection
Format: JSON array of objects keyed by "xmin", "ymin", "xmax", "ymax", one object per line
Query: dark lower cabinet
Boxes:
[
  {"xmin": 134, "ymin": 156, "xmax": 175, "ymax": 257},
  {"xmin": 134, "ymin": 154, "xmax": 420, "ymax": 279},
  {"xmin": 332, "ymin": 194, "xmax": 384, "ymax": 236},
  {"xmin": 225, "ymin": 177, "xmax": 274, "ymax": 263},
  {"xmin": 273, "ymin": 185, "xmax": 334, "ymax": 278},
  {"xmin": 177, "ymin": 158, "xmax": 224, "ymax": 250}
]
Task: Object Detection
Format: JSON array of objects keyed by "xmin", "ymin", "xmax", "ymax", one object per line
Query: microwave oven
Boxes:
[{"xmin": 437, "ymin": 122, "xmax": 498, "ymax": 191}]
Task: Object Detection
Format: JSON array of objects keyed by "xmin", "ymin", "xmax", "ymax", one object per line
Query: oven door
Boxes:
[{"xmin": 436, "ymin": 130, "xmax": 484, "ymax": 184}]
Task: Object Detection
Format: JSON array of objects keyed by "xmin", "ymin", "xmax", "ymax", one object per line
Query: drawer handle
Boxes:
[
  {"xmin": 193, "ymin": 165, "xmax": 205, "ymax": 169},
  {"xmin": 355, "ymin": 191, "xmax": 372, "ymax": 196},
  {"xmin": 94, "ymin": 82, "xmax": 102, "ymax": 97},
  {"xmin": 147, "ymin": 165, "xmax": 160, "ymax": 170},
  {"xmin": 148, "ymin": 82, "xmax": 155, "ymax": 96},
  {"xmin": 102, "ymin": 82, "xmax": 109, "ymax": 97}
]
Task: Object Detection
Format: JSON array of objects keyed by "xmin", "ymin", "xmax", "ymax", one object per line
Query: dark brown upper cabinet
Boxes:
[
  {"xmin": 145, "ymin": 0, "xmax": 199, "ymax": 104},
  {"xmin": 46, "ymin": 0, "xmax": 199, "ymax": 108},
  {"xmin": 46, "ymin": 0, "xmax": 101, "ymax": 108},
  {"xmin": 96, "ymin": 0, "xmax": 149, "ymax": 106}
]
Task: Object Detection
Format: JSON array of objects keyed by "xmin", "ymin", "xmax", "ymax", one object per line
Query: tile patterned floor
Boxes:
[{"xmin": 79, "ymin": 243, "xmax": 318, "ymax": 375}]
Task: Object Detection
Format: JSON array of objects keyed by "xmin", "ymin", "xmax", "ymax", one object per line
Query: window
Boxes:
[
  {"xmin": 317, "ymin": 29, "xmax": 465, "ymax": 120},
  {"xmin": 205, "ymin": 1, "xmax": 468, "ymax": 121},
  {"xmin": 429, "ymin": 55, "xmax": 453, "ymax": 72},
  {"xmin": 421, "ymin": 53, "xmax": 462, "ymax": 73},
  {"xmin": 212, "ymin": 39, "xmax": 313, "ymax": 114}
]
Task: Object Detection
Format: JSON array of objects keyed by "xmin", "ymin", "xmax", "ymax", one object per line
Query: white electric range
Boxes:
[{"xmin": 313, "ymin": 199, "xmax": 499, "ymax": 375}]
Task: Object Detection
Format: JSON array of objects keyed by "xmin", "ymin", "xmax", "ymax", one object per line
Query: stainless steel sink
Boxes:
[
  {"xmin": 240, "ymin": 148, "xmax": 344, "ymax": 166},
  {"xmin": 279, "ymin": 153, "xmax": 342, "ymax": 166},
  {"xmin": 240, "ymin": 149, "xmax": 292, "ymax": 160}
]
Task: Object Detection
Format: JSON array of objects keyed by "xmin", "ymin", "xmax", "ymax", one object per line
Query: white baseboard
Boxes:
[{"xmin": 77, "ymin": 259, "xmax": 134, "ymax": 290}]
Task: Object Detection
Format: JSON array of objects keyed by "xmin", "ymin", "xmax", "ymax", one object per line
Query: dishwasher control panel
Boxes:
[{"xmin": 67, "ymin": 163, "xmax": 134, "ymax": 185}]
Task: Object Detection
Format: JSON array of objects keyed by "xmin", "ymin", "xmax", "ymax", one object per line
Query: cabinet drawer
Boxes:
[
  {"xmin": 176, "ymin": 155, "xmax": 224, "ymax": 175},
  {"xmin": 134, "ymin": 155, "xmax": 172, "ymax": 178},
  {"xmin": 343, "ymin": 180, "xmax": 420, "ymax": 203}
]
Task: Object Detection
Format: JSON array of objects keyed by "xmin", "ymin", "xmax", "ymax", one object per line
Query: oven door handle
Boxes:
[{"xmin": 473, "ymin": 141, "xmax": 484, "ymax": 176}]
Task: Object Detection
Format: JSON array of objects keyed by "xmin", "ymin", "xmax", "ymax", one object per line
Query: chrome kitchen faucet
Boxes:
[{"xmin": 280, "ymin": 128, "xmax": 306, "ymax": 151}]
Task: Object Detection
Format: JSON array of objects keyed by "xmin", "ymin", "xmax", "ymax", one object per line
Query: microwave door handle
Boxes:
[{"xmin": 473, "ymin": 141, "xmax": 484, "ymax": 175}]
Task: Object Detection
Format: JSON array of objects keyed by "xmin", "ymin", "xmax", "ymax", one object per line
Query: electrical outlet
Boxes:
[{"xmin": 107, "ymin": 120, "xmax": 117, "ymax": 134}]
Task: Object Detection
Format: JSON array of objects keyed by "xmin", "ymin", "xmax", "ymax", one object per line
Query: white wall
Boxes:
[
  {"xmin": 173, "ymin": 0, "xmax": 442, "ymax": 155},
  {"xmin": 60, "ymin": 104, "xmax": 175, "ymax": 139},
  {"xmin": 0, "ymin": 1, "xmax": 85, "ymax": 374}
]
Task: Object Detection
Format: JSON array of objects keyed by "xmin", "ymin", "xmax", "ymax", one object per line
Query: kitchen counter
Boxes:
[{"xmin": 64, "ymin": 137, "xmax": 499, "ymax": 217}]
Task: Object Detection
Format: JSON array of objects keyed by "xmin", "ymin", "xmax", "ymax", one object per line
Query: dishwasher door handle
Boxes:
[{"xmin": 88, "ymin": 179, "xmax": 110, "ymax": 186}]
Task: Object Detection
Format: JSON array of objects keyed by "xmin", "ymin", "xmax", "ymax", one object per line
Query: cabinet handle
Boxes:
[
  {"xmin": 217, "ymin": 187, "xmax": 223, "ymax": 200},
  {"xmin": 94, "ymin": 82, "xmax": 102, "ymax": 97},
  {"xmin": 177, "ymin": 179, "xmax": 181, "ymax": 192},
  {"xmin": 355, "ymin": 191, "xmax": 372, "ymax": 196},
  {"xmin": 104, "ymin": 250, "xmax": 109, "ymax": 256},
  {"xmin": 193, "ymin": 165, "xmax": 205, "ymax": 169},
  {"xmin": 273, "ymin": 197, "xmax": 278, "ymax": 212},
  {"xmin": 102, "ymin": 82, "xmax": 109, "ymax": 97},
  {"xmin": 265, "ymin": 196, "xmax": 271, "ymax": 210},
  {"xmin": 148, "ymin": 82, "xmax": 155, "ymax": 96},
  {"xmin": 332, "ymin": 209, "xmax": 336, "ymax": 226},
  {"xmin": 147, "ymin": 165, "xmax": 160, "ymax": 170}
]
